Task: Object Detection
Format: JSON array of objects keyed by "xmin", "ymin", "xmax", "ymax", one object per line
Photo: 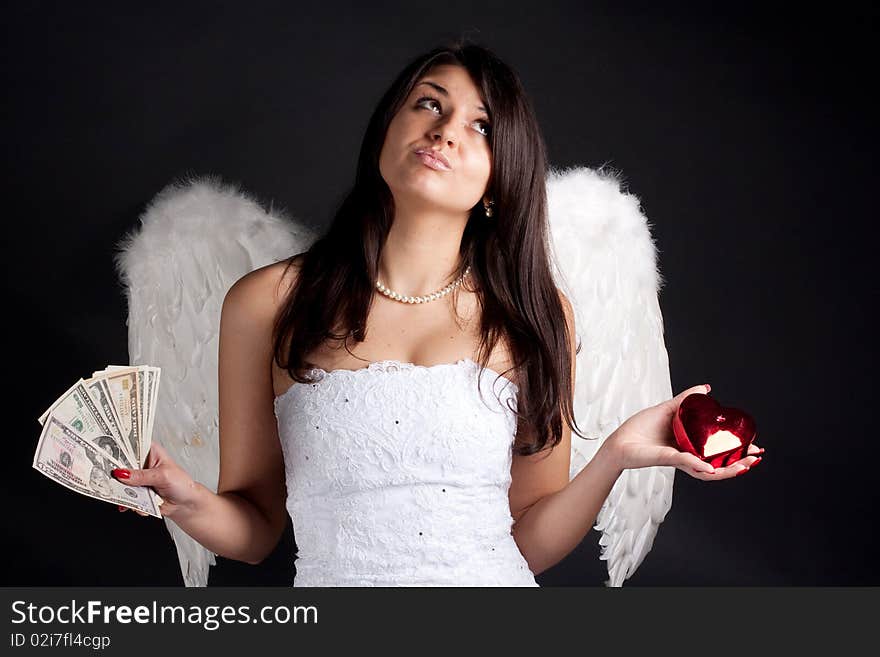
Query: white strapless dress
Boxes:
[{"xmin": 273, "ymin": 358, "xmax": 539, "ymax": 587}]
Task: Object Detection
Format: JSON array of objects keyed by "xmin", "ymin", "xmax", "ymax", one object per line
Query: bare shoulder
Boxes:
[
  {"xmin": 556, "ymin": 286, "xmax": 573, "ymax": 316},
  {"xmin": 223, "ymin": 254, "xmax": 306, "ymax": 319},
  {"xmin": 556, "ymin": 287, "xmax": 576, "ymax": 339}
]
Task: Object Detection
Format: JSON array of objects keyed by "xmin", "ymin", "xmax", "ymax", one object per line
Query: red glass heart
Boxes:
[{"xmin": 672, "ymin": 393, "xmax": 757, "ymax": 468}]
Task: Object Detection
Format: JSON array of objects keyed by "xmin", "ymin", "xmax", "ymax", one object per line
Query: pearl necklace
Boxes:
[{"xmin": 376, "ymin": 266, "xmax": 471, "ymax": 304}]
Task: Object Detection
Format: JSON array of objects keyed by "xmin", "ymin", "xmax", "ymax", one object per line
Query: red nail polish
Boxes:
[
  {"xmin": 112, "ymin": 468, "xmax": 131, "ymax": 480},
  {"xmin": 118, "ymin": 505, "xmax": 126, "ymax": 512},
  {"xmin": 752, "ymin": 457, "xmax": 762, "ymax": 466}
]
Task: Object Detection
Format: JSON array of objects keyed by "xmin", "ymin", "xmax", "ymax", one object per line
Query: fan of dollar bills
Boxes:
[{"xmin": 34, "ymin": 365, "xmax": 164, "ymax": 517}]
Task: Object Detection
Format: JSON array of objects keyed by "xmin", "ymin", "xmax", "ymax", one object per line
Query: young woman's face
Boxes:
[{"xmin": 379, "ymin": 64, "xmax": 492, "ymax": 215}]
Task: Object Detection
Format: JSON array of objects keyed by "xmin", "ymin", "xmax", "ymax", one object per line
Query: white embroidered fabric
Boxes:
[{"xmin": 273, "ymin": 357, "xmax": 539, "ymax": 587}]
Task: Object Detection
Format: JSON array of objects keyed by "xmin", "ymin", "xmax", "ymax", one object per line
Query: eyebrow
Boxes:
[{"xmin": 415, "ymin": 81, "xmax": 488, "ymax": 115}]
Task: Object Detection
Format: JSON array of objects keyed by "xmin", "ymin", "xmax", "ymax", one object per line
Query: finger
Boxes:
[
  {"xmin": 679, "ymin": 453, "xmax": 716, "ymax": 474},
  {"xmin": 691, "ymin": 463, "xmax": 739, "ymax": 480},
  {"xmin": 142, "ymin": 448, "xmax": 160, "ymax": 469},
  {"xmin": 732, "ymin": 454, "xmax": 762, "ymax": 469},
  {"xmin": 147, "ymin": 441, "xmax": 171, "ymax": 464},
  {"xmin": 675, "ymin": 384, "xmax": 711, "ymax": 402},
  {"xmin": 117, "ymin": 505, "xmax": 128, "ymax": 512},
  {"xmin": 715, "ymin": 457, "xmax": 761, "ymax": 479},
  {"xmin": 143, "ymin": 441, "xmax": 170, "ymax": 469},
  {"xmin": 668, "ymin": 384, "xmax": 712, "ymax": 413},
  {"xmin": 688, "ymin": 454, "xmax": 761, "ymax": 480},
  {"xmin": 747, "ymin": 443, "xmax": 765, "ymax": 456},
  {"xmin": 111, "ymin": 467, "xmax": 164, "ymax": 488},
  {"xmin": 135, "ymin": 510, "xmax": 149, "ymax": 517}
]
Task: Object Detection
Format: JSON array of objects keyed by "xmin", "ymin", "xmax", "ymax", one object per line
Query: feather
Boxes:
[
  {"xmin": 546, "ymin": 165, "xmax": 675, "ymax": 586},
  {"xmin": 115, "ymin": 164, "xmax": 674, "ymax": 587},
  {"xmin": 114, "ymin": 174, "xmax": 318, "ymax": 586}
]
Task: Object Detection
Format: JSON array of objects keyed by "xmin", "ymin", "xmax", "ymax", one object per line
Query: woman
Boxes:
[{"xmin": 113, "ymin": 40, "xmax": 764, "ymax": 585}]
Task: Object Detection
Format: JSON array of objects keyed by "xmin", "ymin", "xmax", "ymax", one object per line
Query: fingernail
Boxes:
[
  {"xmin": 117, "ymin": 505, "xmax": 126, "ymax": 512},
  {"xmin": 111, "ymin": 468, "xmax": 131, "ymax": 480},
  {"xmin": 704, "ymin": 384, "xmax": 711, "ymax": 393},
  {"xmin": 752, "ymin": 457, "xmax": 762, "ymax": 466}
]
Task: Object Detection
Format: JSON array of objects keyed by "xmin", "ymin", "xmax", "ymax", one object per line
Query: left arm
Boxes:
[
  {"xmin": 511, "ymin": 435, "xmax": 623, "ymax": 577},
  {"xmin": 509, "ymin": 291, "xmax": 767, "ymax": 577},
  {"xmin": 509, "ymin": 288, "xmax": 624, "ymax": 576}
]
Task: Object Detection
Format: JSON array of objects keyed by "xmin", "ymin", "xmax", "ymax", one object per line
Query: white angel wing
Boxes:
[
  {"xmin": 113, "ymin": 175, "xmax": 318, "ymax": 586},
  {"xmin": 546, "ymin": 165, "xmax": 675, "ymax": 587}
]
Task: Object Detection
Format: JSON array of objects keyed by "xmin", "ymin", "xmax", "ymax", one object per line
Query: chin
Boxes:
[{"xmin": 392, "ymin": 178, "xmax": 447, "ymax": 203}]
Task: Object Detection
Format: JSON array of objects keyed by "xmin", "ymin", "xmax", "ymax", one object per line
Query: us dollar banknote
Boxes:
[
  {"xmin": 88, "ymin": 368, "xmax": 142, "ymax": 467},
  {"xmin": 82, "ymin": 376, "xmax": 132, "ymax": 461},
  {"xmin": 33, "ymin": 416, "xmax": 162, "ymax": 517},
  {"xmin": 100, "ymin": 365, "xmax": 160, "ymax": 464},
  {"xmin": 35, "ymin": 365, "xmax": 163, "ymax": 514},
  {"xmin": 36, "ymin": 379, "xmax": 135, "ymax": 470}
]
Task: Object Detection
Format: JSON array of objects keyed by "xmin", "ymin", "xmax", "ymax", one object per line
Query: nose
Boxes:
[
  {"xmin": 430, "ymin": 129, "xmax": 454, "ymax": 147},
  {"xmin": 429, "ymin": 114, "xmax": 461, "ymax": 147}
]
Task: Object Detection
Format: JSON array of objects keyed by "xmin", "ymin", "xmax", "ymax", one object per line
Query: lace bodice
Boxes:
[{"xmin": 273, "ymin": 358, "xmax": 539, "ymax": 586}]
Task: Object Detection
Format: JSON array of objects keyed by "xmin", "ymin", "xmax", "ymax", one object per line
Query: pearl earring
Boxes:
[{"xmin": 484, "ymin": 200, "xmax": 494, "ymax": 217}]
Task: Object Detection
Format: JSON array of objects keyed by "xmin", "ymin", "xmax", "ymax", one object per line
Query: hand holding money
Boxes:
[
  {"xmin": 112, "ymin": 441, "xmax": 202, "ymax": 518},
  {"xmin": 34, "ymin": 365, "xmax": 164, "ymax": 517}
]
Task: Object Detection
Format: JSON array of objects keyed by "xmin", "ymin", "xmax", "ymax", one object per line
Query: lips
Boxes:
[{"xmin": 414, "ymin": 148, "xmax": 452, "ymax": 171}]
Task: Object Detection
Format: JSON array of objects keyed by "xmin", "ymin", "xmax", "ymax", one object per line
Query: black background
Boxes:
[{"xmin": 3, "ymin": 1, "xmax": 876, "ymax": 586}]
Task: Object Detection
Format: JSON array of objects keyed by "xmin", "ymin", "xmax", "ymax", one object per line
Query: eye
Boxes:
[
  {"xmin": 416, "ymin": 96, "xmax": 492, "ymax": 138},
  {"xmin": 416, "ymin": 96, "xmax": 442, "ymax": 114}
]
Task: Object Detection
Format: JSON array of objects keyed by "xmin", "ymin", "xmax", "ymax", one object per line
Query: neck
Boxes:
[{"xmin": 377, "ymin": 203, "xmax": 469, "ymax": 296}]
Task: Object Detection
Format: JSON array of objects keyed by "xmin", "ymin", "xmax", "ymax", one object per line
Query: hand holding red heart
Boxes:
[{"xmin": 603, "ymin": 384, "xmax": 764, "ymax": 480}]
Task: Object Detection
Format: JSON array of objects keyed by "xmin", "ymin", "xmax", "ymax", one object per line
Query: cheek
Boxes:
[
  {"xmin": 464, "ymin": 150, "xmax": 492, "ymax": 183},
  {"xmin": 380, "ymin": 117, "xmax": 416, "ymax": 162},
  {"xmin": 387, "ymin": 112, "xmax": 418, "ymax": 140},
  {"xmin": 379, "ymin": 122, "xmax": 404, "ymax": 172}
]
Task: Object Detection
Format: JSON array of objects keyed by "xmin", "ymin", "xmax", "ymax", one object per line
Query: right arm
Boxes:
[{"xmin": 115, "ymin": 260, "xmax": 296, "ymax": 565}]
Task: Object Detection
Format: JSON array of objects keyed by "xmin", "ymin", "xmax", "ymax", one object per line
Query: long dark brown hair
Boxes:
[{"xmin": 272, "ymin": 38, "xmax": 590, "ymax": 456}]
